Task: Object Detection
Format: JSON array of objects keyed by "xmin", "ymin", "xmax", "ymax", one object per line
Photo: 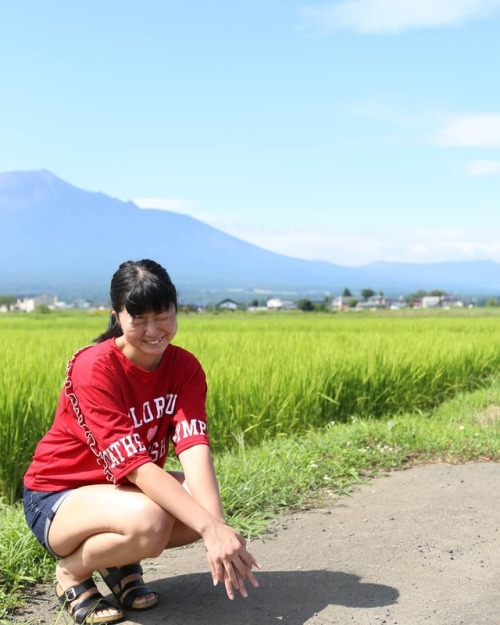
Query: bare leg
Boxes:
[{"xmin": 49, "ymin": 481, "xmax": 200, "ymax": 616}]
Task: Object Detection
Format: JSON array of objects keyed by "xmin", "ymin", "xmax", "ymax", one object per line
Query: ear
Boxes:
[{"xmin": 111, "ymin": 310, "xmax": 119, "ymax": 324}]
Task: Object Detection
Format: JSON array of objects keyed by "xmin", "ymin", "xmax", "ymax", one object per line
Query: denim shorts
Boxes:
[{"xmin": 23, "ymin": 487, "xmax": 73, "ymax": 558}]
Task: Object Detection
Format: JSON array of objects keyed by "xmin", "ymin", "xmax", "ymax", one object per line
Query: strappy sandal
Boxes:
[
  {"xmin": 99, "ymin": 564, "xmax": 158, "ymax": 611},
  {"xmin": 56, "ymin": 578, "xmax": 124, "ymax": 624}
]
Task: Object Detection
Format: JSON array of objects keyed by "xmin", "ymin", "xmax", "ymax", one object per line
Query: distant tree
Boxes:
[
  {"xmin": 297, "ymin": 298, "xmax": 315, "ymax": 312},
  {"xmin": 0, "ymin": 295, "xmax": 16, "ymax": 311},
  {"xmin": 361, "ymin": 288, "xmax": 375, "ymax": 301},
  {"xmin": 348, "ymin": 298, "xmax": 358, "ymax": 308},
  {"xmin": 429, "ymin": 289, "xmax": 447, "ymax": 296},
  {"xmin": 250, "ymin": 299, "xmax": 259, "ymax": 307},
  {"xmin": 342, "ymin": 288, "xmax": 352, "ymax": 297},
  {"xmin": 407, "ymin": 289, "xmax": 428, "ymax": 306},
  {"xmin": 35, "ymin": 304, "xmax": 51, "ymax": 314}
]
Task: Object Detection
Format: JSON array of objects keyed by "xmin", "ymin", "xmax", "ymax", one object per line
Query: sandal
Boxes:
[
  {"xmin": 56, "ymin": 578, "xmax": 124, "ymax": 624},
  {"xmin": 99, "ymin": 564, "xmax": 158, "ymax": 611}
]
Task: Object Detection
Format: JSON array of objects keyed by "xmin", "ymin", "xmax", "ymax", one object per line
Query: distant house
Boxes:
[
  {"xmin": 421, "ymin": 295, "xmax": 461, "ymax": 308},
  {"xmin": 266, "ymin": 298, "xmax": 282, "ymax": 310},
  {"xmin": 71, "ymin": 299, "xmax": 92, "ymax": 310},
  {"xmin": 356, "ymin": 295, "xmax": 392, "ymax": 310},
  {"xmin": 266, "ymin": 298, "xmax": 296, "ymax": 310},
  {"xmin": 216, "ymin": 298, "xmax": 239, "ymax": 311},
  {"xmin": 390, "ymin": 298, "xmax": 409, "ymax": 310},
  {"xmin": 180, "ymin": 302, "xmax": 210, "ymax": 313},
  {"xmin": 332, "ymin": 295, "xmax": 353, "ymax": 311},
  {"xmin": 421, "ymin": 296, "xmax": 441, "ymax": 308},
  {"xmin": 15, "ymin": 294, "xmax": 58, "ymax": 312}
]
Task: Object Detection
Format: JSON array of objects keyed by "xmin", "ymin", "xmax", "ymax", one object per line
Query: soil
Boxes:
[{"xmin": 10, "ymin": 462, "xmax": 500, "ymax": 625}]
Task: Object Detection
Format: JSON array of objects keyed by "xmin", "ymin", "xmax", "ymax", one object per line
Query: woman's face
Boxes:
[{"xmin": 114, "ymin": 305, "xmax": 178, "ymax": 370}]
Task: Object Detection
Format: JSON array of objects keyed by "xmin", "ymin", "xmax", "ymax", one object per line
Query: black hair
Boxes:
[{"xmin": 94, "ymin": 259, "xmax": 178, "ymax": 343}]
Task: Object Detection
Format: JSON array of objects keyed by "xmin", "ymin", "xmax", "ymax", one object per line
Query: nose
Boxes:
[{"xmin": 144, "ymin": 317, "xmax": 160, "ymax": 336}]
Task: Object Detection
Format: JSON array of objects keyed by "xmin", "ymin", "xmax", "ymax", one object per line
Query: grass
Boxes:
[
  {"xmin": 214, "ymin": 375, "xmax": 500, "ymax": 536},
  {"xmin": 3, "ymin": 310, "xmax": 500, "ymax": 503},
  {"xmin": 2, "ymin": 374, "xmax": 499, "ymax": 621},
  {"xmin": 0, "ymin": 503, "xmax": 54, "ymax": 619}
]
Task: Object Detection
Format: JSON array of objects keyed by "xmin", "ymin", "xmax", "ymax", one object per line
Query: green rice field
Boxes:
[{"xmin": 1, "ymin": 308, "xmax": 500, "ymax": 505}]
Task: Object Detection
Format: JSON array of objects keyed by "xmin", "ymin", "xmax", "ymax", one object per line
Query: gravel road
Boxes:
[{"xmin": 11, "ymin": 462, "xmax": 499, "ymax": 625}]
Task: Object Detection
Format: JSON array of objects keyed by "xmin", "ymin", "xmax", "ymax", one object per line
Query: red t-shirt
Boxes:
[{"xmin": 24, "ymin": 339, "xmax": 209, "ymax": 491}]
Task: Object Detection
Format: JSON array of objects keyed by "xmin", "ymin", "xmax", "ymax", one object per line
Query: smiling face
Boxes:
[{"xmin": 114, "ymin": 305, "xmax": 178, "ymax": 370}]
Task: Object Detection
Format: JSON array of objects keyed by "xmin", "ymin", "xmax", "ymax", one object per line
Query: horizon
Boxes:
[{"xmin": 1, "ymin": 2, "xmax": 500, "ymax": 266}]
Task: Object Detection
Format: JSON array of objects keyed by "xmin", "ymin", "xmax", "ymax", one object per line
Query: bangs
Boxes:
[{"xmin": 123, "ymin": 274, "xmax": 177, "ymax": 317}]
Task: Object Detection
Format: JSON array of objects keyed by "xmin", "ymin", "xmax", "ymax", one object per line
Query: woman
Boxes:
[{"xmin": 23, "ymin": 259, "xmax": 260, "ymax": 624}]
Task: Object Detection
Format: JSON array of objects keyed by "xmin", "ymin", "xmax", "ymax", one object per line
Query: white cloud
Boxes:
[
  {"xmin": 433, "ymin": 114, "xmax": 500, "ymax": 147},
  {"xmin": 190, "ymin": 215, "xmax": 385, "ymax": 264},
  {"xmin": 376, "ymin": 228, "xmax": 500, "ymax": 263},
  {"xmin": 300, "ymin": 0, "xmax": 500, "ymax": 34},
  {"xmin": 467, "ymin": 159, "xmax": 500, "ymax": 176},
  {"xmin": 195, "ymin": 218, "xmax": 500, "ymax": 265},
  {"xmin": 188, "ymin": 216, "xmax": 500, "ymax": 267},
  {"xmin": 349, "ymin": 102, "xmax": 500, "ymax": 151},
  {"xmin": 133, "ymin": 197, "xmax": 196, "ymax": 212},
  {"xmin": 241, "ymin": 227, "xmax": 384, "ymax": 264},
  {"xmin": 402, "ymin": 227, "xmax": 499, "ymax": 261}
]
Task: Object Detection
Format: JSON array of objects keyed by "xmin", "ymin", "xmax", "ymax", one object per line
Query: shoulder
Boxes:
[
  {"xmin": 70, "ymin": 339, "xmax": 113, "ymax": 366},
  {"xmin": 167, "ymin": 344, "xmax": 203, "ymax": 368},
  {"xmin": 164, "ymin": 344, "xmax": 206, "ymax": 382},
  {"xmin": 68, "ymin": 340, "xmax": 118, "ymax": 382}
]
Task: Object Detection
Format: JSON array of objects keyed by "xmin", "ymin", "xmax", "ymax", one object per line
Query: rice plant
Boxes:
[{"xmin": 2, "ymin": 309, "xmax": 500, "ymax": 503}]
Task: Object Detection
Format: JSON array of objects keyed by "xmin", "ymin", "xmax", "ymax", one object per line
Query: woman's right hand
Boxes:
[{"xmin": 203, "ymin": 522, "xmax": 261, "ymax": 600}]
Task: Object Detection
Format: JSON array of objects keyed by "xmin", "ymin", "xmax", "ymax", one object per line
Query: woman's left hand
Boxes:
[{"xmin": 206, "ymin": 541, "xmax": 260, "ymax": 600}]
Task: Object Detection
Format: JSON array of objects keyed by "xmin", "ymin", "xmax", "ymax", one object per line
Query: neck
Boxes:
[{"xmin": 115, "ymin": 337, "xmax": 165, "ymax": 371}]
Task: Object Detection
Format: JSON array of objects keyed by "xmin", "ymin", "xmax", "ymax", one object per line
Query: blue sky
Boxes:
[{"xmin": 1, "ymin": 0, "xmax": 500, "ymax": 266}]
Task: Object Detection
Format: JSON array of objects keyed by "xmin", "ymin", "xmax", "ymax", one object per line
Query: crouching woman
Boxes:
[{"xmin": 23, "ymin": 259, "xmax": 260, "ymax": 624}]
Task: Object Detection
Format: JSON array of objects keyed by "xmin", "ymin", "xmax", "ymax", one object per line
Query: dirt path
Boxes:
[{"xmin": 11, "ymin": 462, "xmax": 500, "ymax": 625}]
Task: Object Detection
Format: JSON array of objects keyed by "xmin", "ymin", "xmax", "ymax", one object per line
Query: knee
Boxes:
[{"xmin": 127, "ymin": 499, "xmax": 174, "ymax": 558}]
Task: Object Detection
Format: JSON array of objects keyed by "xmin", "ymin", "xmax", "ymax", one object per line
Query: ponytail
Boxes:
[{"xmin": 93, "ymin": 314, "xmax": 123, "ymax": 343}]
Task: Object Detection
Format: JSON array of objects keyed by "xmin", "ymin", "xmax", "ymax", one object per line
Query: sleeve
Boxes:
[
  {"xmin": 63, "ymin": 354, "xmax": 152, "ymax": 484},
  {"xmin": 169, "ymin": 351, "xmax": 210, "ymax": 456}
]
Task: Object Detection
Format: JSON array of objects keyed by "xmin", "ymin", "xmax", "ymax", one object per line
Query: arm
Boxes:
[
  {"xmin": 177, "ymin": 444, "xmax": 225, "ymax": 522},
  {"xmin": 177, "ymin": 445, "xmax": 260, "ymax": 597},
  {"xmin": 127, "ymin": 458, "xmax": 260, "ymax": 599}
]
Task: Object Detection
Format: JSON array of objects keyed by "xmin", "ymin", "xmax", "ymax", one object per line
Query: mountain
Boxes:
[{"xmin": 1, "ymin": 170, "xmax": 499, "ymax": 302}]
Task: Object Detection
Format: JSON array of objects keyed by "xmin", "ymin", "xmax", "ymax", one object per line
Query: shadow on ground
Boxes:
[{"xmin": 120, "ymin": 569, "xmax": 399, "ymax": 625}]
